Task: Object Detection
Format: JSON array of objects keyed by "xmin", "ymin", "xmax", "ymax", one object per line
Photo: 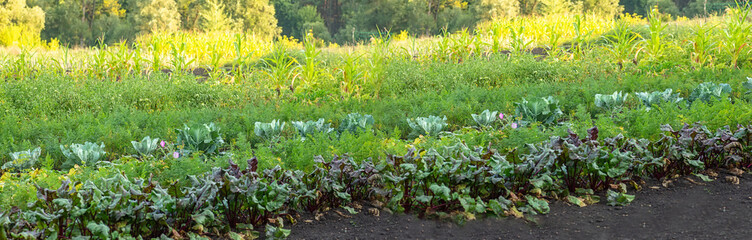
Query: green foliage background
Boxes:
[{"xmin": 4, "ymin": 0, "xmax": 748, "ymax": 46}]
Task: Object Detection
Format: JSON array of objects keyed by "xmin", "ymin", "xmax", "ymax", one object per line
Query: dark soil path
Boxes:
[{"xmin": 289, "ymin": 171, "xmax": 752, "ymax": 239}]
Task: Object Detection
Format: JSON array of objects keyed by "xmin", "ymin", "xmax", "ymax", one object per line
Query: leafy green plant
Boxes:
[
  {"xmin": 291, "ymin": 118, "xmax": 333, "ymax": 140},
  {"xmin": 255, "ymin": 120, "xmax": 286, "ymax": 142},
  {"xmin": 606, "ymin": 189, "xmax": 635, "ymax": 206},
  {"xmin": 743, "ymin": 77, "xmax": 752, "ymax": 94},
  {"xmin": 406, "ymin": 115, "xmax": 448, "ymax": 138},
  {"xmin": 176, "ymin": 122, "xmax": 224, "ymax": 156},
  {"xmin": 688, "ymin": 82, "xmax": 732, "ymax": 104},
  {"xmin": 472, "ymin": 109, "xmax": 499, "ymax": 129},
  {"xmin": 2, "ymin": 147, "xmax": 41, "ymax": 171},
  {"xmin": 635, "ymin": 89, "xmax": 683, "ymax": 110},
  {"xmin": 514, "ymin": 96, "xmax": 563, "ymax": 126},
  {"xmin": 60, "ymin": 142, "xmax": 107, "ymax": 169},
  {"xmin": 131, "ymin": 136, "xmax": 159, "ymax": 157},
  {"xmin": 594, "ymin": 91, "xmax": 629, "ymax": 113},
  {"xmin": 337, "ymin": 113, "xmax": 374, "ymax": 134},
  {"xmin": 265, "ymin": 224, "xmax": 291, "ymax": 240}
]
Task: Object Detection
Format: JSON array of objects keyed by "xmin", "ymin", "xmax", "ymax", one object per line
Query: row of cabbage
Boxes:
[{"xmin": 3, "ymin": 79, "xmax": 751, "ymax": 173}]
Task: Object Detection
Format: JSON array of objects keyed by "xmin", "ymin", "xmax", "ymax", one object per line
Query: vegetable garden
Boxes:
[{"xmin": 2, "ymin": 7, "xmax": 752, "ymax": 240}]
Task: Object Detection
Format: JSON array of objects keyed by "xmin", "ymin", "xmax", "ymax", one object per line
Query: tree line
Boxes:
[{"xmin": 0, "ymin": 0, "xmax": 748, "ymax": 47}]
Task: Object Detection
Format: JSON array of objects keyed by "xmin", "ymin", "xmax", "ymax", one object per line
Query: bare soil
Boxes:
[{"xmin": 289, "ymin": 171, "xmax": 752, "ymax": 239}]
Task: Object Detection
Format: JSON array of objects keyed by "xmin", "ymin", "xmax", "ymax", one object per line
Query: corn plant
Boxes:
[
  {"xmin": 369, "ymin": 31, "xmax": 391, "ymax": 97},
  {"xmin": 338, "ymin": 113, "xmax": 374, "ymax": 134},
  {"xmin": 689, "ymin": 82, "xmax": 732, "ymax": 104},
  {"xmin": 255, "ymin": 120, "xmax": 286, "ymax": 142},
  {"xmin": 108, "ymin": 41, "xmax": 135, "ymax": 78},
  {"xmin": 50, "ymin": 47, "xmax": 71, "ymax": 75},
  {"xmin": 169, "ymin": 40, "xmax": 196, "ymax": 73},
  {"xmin": 90, "ymin": 41, "xmax": 110, "ymax": 78},
  {"xmin": 206, "ymin": 43, "xmax": 224, "ymax": 76},
  {"xmin": 60, "ymin": 142, "xmax": 107, "ymax": 170},
  {"xmin": 514, "ymin": 96, "xmax": 563, "ymax": 126},
  {"xmin": 603, "ymin": 21, "xmax": 641, "ymax": 66},
  {"xmin": 571, "ymin": 15, "xmax": 593, "ymax": 60},
  {"xmin": 434, "ymin": 31, "xmax": 451, "ymax": 62},
  {"xmin": 635, "ymin": 89, "xmax": 684, "ymax": 110},
  {"xmin": 449, "ymin": 29, "xmax": 474, "ymax": 62},
  {"xmin": 407, "ymin": 115, "xmax": 448, "ymax": 138},
  {"xmin": 176, "ymin": 123, "xmax": 224, "ymax": 156},
  {"xmin": 338, "ymin": 52, "xmax": 365, "ymax": 97},
  {"xmin": 301, "ymin": 32, "xmax": 322, "ymax": 89},
  {"xmin": 232, "ymin": 33, "xmax": 255, "ymax": 81},
  {"xmin": 687, "ymin": 23, "xmax": 718, "ymax": 66},
  {"xmin": 545, "ymin": 23, "xmax": 563, "ymax": 56},
  {"xmin": 261, "ymin": 46, "xmax": 300, "ymax": 95},
  {"xmin": 472, "ymin": 109, "xmax": 500, "ymax": 129},
  {"xmin": 509, "ymin": 25, "xmax": 532, "ymax": 53},
  {"xmin": 594, "ymin": 91, "xmax": 630, "ymax": 113},
  {"xmin": 2, "ymin": 147, "xmax": 41, "ymax": 172},
  {"xmin": 131, "ymin": 136, "xmax": 159, "ymax": 157},
  {"xmin": 149, "ymin": 39, "xmax": 163, "ymax": 74},
  {"xmin": 489, "ymin": 22, "xmax": 505, "ymax": 54},
  {"xmin": 642, "ymin": 7, "xmax": 669, "ymax": 61},
  {"xmin": 292, "ymin": 118, "xmax": 333, "ymax": 140},
  {"xmin": 722, "ymin": 4, "xmax": 752, "ymax": 68}
]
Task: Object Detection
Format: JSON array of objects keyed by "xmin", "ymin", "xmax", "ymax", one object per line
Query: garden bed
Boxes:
[{"xmin": 291, "ymin": 170, "xmax": 752, "ymax": 239}]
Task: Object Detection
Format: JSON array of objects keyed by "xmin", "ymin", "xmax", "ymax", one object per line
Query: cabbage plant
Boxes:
[
  {"xmin": 255, "ymin": 119, "xmax": 286, "ymax": 142},
  {"xmin": 292, "ymin": 118, "xmax": 333, "ymax": 140},
  {"xmin": 688, "ymin": 82, "xmax": 732, "ymax": 103},
  {"xmin": 472, "ymin": 109, "xmax": 499, "ymax": 128},
  {"xmin": 635, "ymin": 89, "xmax": 683, "ymax": 110},
  {"xmin": 744, "ymin": 77, "xmax": 752, "ymax": 94},
  {"xmin": 176, "ymin": 122, "xmax": 224, "ymax": 156},
  {"xmin": 61, "ymin": 142, "xmax": 107, "ymax": 169},
  {"xmin": 131, "ymin": 136, "xmax": 159, "ymax": 157},
  {"xmin": 407, "ymin": 115, "xmax": 448, "ymax": 138},
  {"xmin": 594, "ymin": 91, "xmax": 629, "ymax": 113},
  {"xmin": 2, "ymin": 147, "xmax": 41, "ymax": 171},
  {"xmin": 514, "ymin": 96, "xmax": 563, "ymax": 126},
  {"xmin": 338, "ymin": 113, "xmax": 374, "ymax": 134}
]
